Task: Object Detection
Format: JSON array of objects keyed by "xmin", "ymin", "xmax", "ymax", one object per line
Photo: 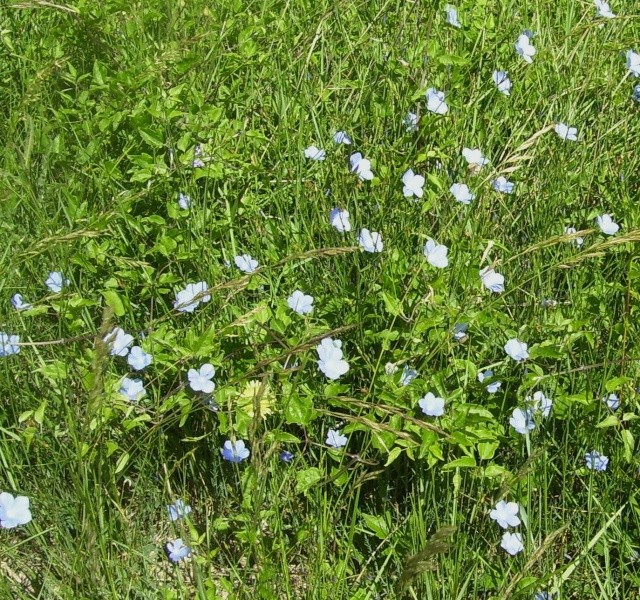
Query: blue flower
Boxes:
[
  {"xmin": 0, "ymin": 333, "xmax": 20, "ymax": 357},
  {"xmin": 127, "ymin": 346, "xmax": 153, "ymax": 371},
  {"xmin": 326, "ymin": 429, "xmax": 348, "ymax": 448},
  {"xmin": 221, "ymin": 440, "xmax": 250, "ymax": 463},
  {"xmin": 399, "ymin": 365, "xmax": 417, "ymax": 386},
  {"xmin": 11, "ymin": 294, "xmax": 31, "ymax": 310},
  {"xmin": 103, "ymin": 327, "xmax": 133, "ymax": 357},
  {"xmin": 280, "ymin": 451, "xmax": 294, "ymax": 463},
  {"xmin": 119, "ymin": 377, "xmax": 146, "ymax": 402},
  {"xmin": 174, "ymin": 281, "xmax": 210, "ymax": 313},
  {"xmin": 0, "ymin": 492, "xmax": 32, "ymax": 528},
  {"xmin": 585, "ymin": 450, "xmax": 608, "ymax": 471},
  {"xmin": 166, "ymin": 538, "xmax": 191, "ymax": 562},
  {"xmin": 45, "ymin": 271, "xmax": 69, "ymax": 293},
  {"xmin": 167, "ymin": 499, "xmax": 192, "ymax": 522}
]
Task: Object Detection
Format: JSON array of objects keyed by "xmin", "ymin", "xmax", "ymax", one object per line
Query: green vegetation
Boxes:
[{"xmin": 1, "ymin": 0, "xmax": 639, "ymax": 597}]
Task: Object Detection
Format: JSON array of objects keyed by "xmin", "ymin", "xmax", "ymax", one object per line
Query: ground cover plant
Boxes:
[{"xmin": 1, "ymin": 0, "xmax": 640, "ymax": 598}]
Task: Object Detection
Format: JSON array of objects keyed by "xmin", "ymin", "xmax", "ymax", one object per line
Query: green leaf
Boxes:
[
  {"xmin": 595, "ymin": 414, "xmax": 619, "ymax": 428},
  {"xmin": 361, "ymin": 513, "xmax": 390, "ymax": 539},
  {"xmin": 102, "ymin": 290, "xmax": 125, "ymax": 317},
  {"xmin": 605, "ymin": 377, "xmax": 631, "ymax": 393},
  {"xmin": 622, "ymin": 430, "xmax": 634, "ymax": 462},
  {"xmin": 442, "ymin": 456, "xmax": 476, "ymax": 471},
  {"xmin": 114, "ymin": 452, "xmax": 130, "ymax": 474},
  {"xmin": 384, "ymin": 446, "xmax": 403, "ymax": 467},
  {"xmin": 34, "ymin": 400, "xmax": 47, "ymax": 425},
  {"xmin": 284, "ymin": 394, "xmax": 315, "ymax": 426},
  {"xmin": 295, "ymin": 467, "xmax": 323, "ymax": 494}
]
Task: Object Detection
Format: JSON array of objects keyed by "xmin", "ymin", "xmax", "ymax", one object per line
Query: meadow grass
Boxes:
[{"xmin": 1, "ymin": 0, "xmax": 640, "ymax": 598}]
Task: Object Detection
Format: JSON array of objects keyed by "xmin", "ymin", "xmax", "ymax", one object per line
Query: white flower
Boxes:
[
  {"xmin": 304, "ymin": 145, "xmax": 326, "ymax": 160},
  {"xmin": 0, "ymin": 332, "xmax": 20, "ymax": 357},
  {"xmin": 0, "ymin": 493, "xmax": 32, "ymax": 529},
  {"xmin": 489, "ymin": 500, "xmax": 521, "ymax": 529},
  {"xmin": 595, "ymin": 0, "xmax": 615, "ymax": 18},
  {"xmin": 444, "ymin": 4, "xmax": 461, "ymax": 28},
  {"xmin": 317, "ymin": 338, "xmax": 349, "ymax": 380},
  {"xmin": 287, "ymin": 290, "xmax": 314, "ymax": 315},
  {"xmin": 178, "ymin": 193, "xmax": 191, "ymax": 209},
  {"xmin": 235, "ymin": 254, "xmax": 259, "ymax": 273},
  {"xmin": 450, "ymin": 183, "xmax": 475, "ymax": 205},
  {"xmin": 174, "ymin": 281, "xmax": 210, "ymax": 313},
  {"xmin": 480, "ymin": 267, "xmax": 505, "ymax": 293},
  {"xmin": 402, "ymin": 169, "xmax": 425, "ymax": 198},
  {"xmin": 501, "ymin": 532, "xmax": 524, "ymax": 555},
  {"xmin": 426, "ymin": 88, "xmax": 448, "ymax": 115},
  {"xmin": 119, "ymin": 377, "xmax": 146, "ymax": 402},
  {"xmin": 188, "ymin": 364, "xmax": 216, "ymax": 393},
  {"xmin": 11, "ymin": 294, "xmax": 31, "ymax": 310},
  {"xmin": 596, "ymin": 214, "xmax": 619, "ymax": 235},
  {"xmin": 418, "ymin": 392, "xmax": 445, "ymax": 417},
  {"xmin": 326, "ymin": 429, "xmax": 348, "ymax": 448},
  {"xmin": 330, "ymin": 208, "xmax": 351, "ymax": 233},
  {"xmin": 492, "ymin": 70, "xmax": 512, "ymax": 95},
  {"xmin": 564, "ymin": 227, "xmax": 584, "ymax": 247},
  {"xmin": 528, "ymin": 391, "xmax": 552, "ymax": 417},
  {"xmin": 127, "ymin": 346, "xmax": 153, "ymax": 371},
  {"xmin": 359, "ymin": 228, "xmax": 383, "ymax": 253},
  {"xmin": 103, "ymin": 327, "xmax": 134, "ymax": 357},
  {"xmin": 45, "ymin": 271, "xmax": 69, "ymax": 293},
  {"xmin": 492, "ymin": 176, "xmax": 515, "ymax": 194},
  {"xmin": 350, "ymin": 152, "xmax": 374, "ymax": 181},
  {"xmin": 515, "ymin": 33, "xmax": 536, "ymax": 63},
  {"xmin": 403, "ymin": 112, "xmax": 419, "ymax": 132},
  {"xmin": 510, "ymin": 407, "xmax": 535, "ymax": 434},
  {"xmin": 333, "ymin": 131, "xmax": 351, "ymax": 145},
  {"xmin": 385, "ymin": 362, "xmax": 399, "ymax": 376},
  {"xmin": 604, "ymin": 393, "xmax": 619, "ymax": 410},
  {"xmin": 555, "ymin": 123, "xmax": 578, "ymax": 141},
  {"xmin": 504, "ymin": 338, "xmax": 529, "ymax": 361},
  {"xmin": 462, "ymin": 148, "xmax": 490, "ymax": 168},
  {"xmin": 399, "ymin": 366, "xmax": 417, "ymax": 386},
  {"xmin": 423, "ymin": 239, "xmax": 449, "ymax": 268},
  {"xmin": 626, "ymin": 50, "xmax": 640, "ymax": 76}
]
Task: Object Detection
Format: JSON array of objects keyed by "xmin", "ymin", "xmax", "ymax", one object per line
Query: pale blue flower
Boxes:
[
  {"xmin": 604, "ymin": 393, "xmax": 619, "ymax": 410},
  {"xmin": 174, "ymin": 281, "xmax": 210, "ymax": 313},
  {"xmin": 166, "ymin": 538, "xmax": 191, "ymax": 562},
  {"xmin": 167, "ymin": 499, "xmax": 191, "ymax": 522},
  {"xmin": 350, "ymin": 152, "xmax": 374, "ymax": 180},
  {"xmin": 0, "ymin": 333, "xmax": 20, "ymax": 357},
  {"xmin": 403, "ymin": 112, "xmax": 419, "ymax": 132},
  {"xmin": 418, "ymin": 392, "xmax": 445, "ymax": 417},
  {"xmin": 426, "ymin": 88, "xmax": 448, "ymax": 115},
  {"xmin": 333, "ymin": 131, "xmax": 351, "ymax": 145},
  {"xmin": 235, "ymin": 254, "xmax": 259, "ymax": 273},
  {"xmin": 492, "ymin": 70, "xmax": 512, "ymax": 95},
  {"xmin": 534, "ymin": 592, "xmax": 552, "ymax": 600},
  {"xmin": 492, "ymin": 176, "xmax": 515, "ymax": 194},
  {"xmin": 453, "ymin": 323, "xmax": 468, "ymax": 342},
  {"xmin": 564, "ymin": 227, "xmax": 584, "ymax": 247},
  {"xmin": 127, "ymin": 346, "xmax": 152, "ymax": 371},
  {"xmin": 505, "ymin": 339, "xmax": 529, "ymax": 361},
  {"xmin": 304, "ymin": 146, "xmax": 326, "ymax": 160},
  {"xmin": 45, "ymin": 271, "xmax": 69, "ymax": 293},
  {"xmin": 585, "ymin": 450, "xmax": 608, "ymax": 471},
  {"xmin": 399, "ymin": 366, "xmax": 417, "ymax": 386},
  {"xmin": 450, "ymin": 183, "xmax": 475, "ymax": 204},
  {"xmin": 490, "ymin": 500, "xmax": 520, "ymax": 528},
  {"xmin": 528, "ymin": 391, "xmax": 552, "ymax": 417},
  {"xmin": 358, "ymin": 228, "xmax": 383, "ymax": 253},
  {"xmin": 594, "ymin": 0, "xmax": 615, "ymax": 18},
  {"xmin": 462, "ymin": 148, "xmax": 489, "ymax": 168},
  {"xmin": 424, "ymin": 239, "xmax": 449, "ymax": 268},
  {"xmin": 317, "ymin": 338, "xmax": 349, "ymax": 380},
  {"xmin": 633, "ymin": 84, "xmax": 640, "ymax": 102},
  {"xmin": 478, "ymin": 370, "xmax": 502, "ymax": 394},
  {"xmin": 119, "ymin": 377, "xmax": 146, "ymax": 402},
  {"xmin": 402, "ymin": 169, "xmax": 425, "ymax": 198},
  {"xmin": 330, "ymin": 208, "xmax": 351, "ymax": 233},
  {"xmin": 221, "ymin": 439, "xmax": 250, "ymax": 463},
  {"xmin": 444, "ymin": 4, "xmax": 461, "ymax": 28},
  {"xmin": 626, "ymin": 50, "xmax": 640, "ymax": 77},
  {"xmin": 103, "ymin": 327, "xmax": 133, "ymax": 357},
  {"xmin": 11, "ymin": 294, "xmax": 31, "ymax": 310},
  {"xmin": 480, "ymin": 268, "xmax": 505, "ymax": 293},
  {"xmin": 178, "ymin": 193, "xmax": 191, "ymax": 209},
  {"xmin": 597, "ymin": 214, "xmax": 619, "ymax": 235},
  {"xmin": 515, "ymin": 33, "xmax": 536, "ymax": 63},
  {"xmin": 326, "ymin": 429, "xmax": 347, "ymax": 448},
  {"xmin": 188, "ymin": 364, "xmax": 215, "ymax": 393},
  {"xmin": 555, "ymin": 123, "xmax": 578, "ymax": 141},
  {"xmin": 510, "ymin": 408, "xmax": 534, "ymax": 434},
  {"xmin": 0, "ymin": 492, "xmax": 32, "ymax": 529},
  {"xmin": 287, "ymin": 290, "xmax": 314, "ymax": 315},
  {"xmin": 501, "ymin": 531, "xmax": 524, "ymax": 555}
]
